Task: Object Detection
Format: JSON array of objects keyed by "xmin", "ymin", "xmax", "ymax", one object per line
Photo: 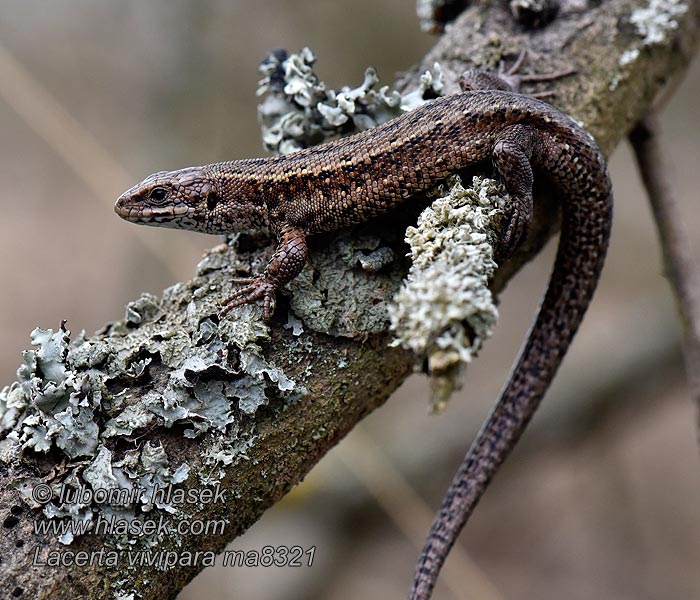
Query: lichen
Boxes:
[
  {"xmin": 619, "ymin": 48, "xmax": 640, "ymax": 65},
  {"xmin": 0, "ymin": 272, "xmax": 303, "ymax": 549},
  {"xmin": 0, "ymin": 323, "xmax": 101, "ymax": 460},
  {"xmin": 609, "ymin": 47, "xmax": 642, "ymax": 91},
  {"xmin": 608, "ymin": 0, "xmax": 686, "ymax": 91},
  {"xmin": 388, "ymin": 176, "xmax": 508, "ymax": 411},
  {"xmin": 284, "ymin": 228, "xmax": 407, "ymax": 337},
  {"xmin": 629, "ymin": 0, "xmax": 687, "ymax": 45},
  {"xmin": 257, "ymin": 47, "xmax": 444, "ymax": 154}
]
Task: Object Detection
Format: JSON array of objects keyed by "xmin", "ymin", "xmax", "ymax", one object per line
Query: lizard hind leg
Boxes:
[
  {"xmin": 492, "ymin": 125, "xmax": 537, "ymax": 259},
  {"xmin": 459, "ymin": 68, "xmax": 517, "ymax": 93}
]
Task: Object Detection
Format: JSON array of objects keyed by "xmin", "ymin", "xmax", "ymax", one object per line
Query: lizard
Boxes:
[{"xmin": 115, "ymin": 61, "xmax": 613, "ymax": 599}]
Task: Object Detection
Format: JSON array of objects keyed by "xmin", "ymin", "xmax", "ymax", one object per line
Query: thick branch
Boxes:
[{"xmin": 1, "ymin": 0, "xmax": 698, "ymax": 598}]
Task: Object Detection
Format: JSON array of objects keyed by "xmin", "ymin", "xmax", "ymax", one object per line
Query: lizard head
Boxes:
[{"xmin": 115, "ymin": 166, "xmax": 229, "ymax": 234}]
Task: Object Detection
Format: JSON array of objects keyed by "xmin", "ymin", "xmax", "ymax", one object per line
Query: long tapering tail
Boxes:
[{"xmin": 409, "ymin": 175, "xmax": 613, "ymax": 599}]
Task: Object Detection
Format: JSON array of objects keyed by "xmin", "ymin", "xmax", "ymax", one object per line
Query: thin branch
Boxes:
[{"xmin": 629, "ymin": 116, "xmax": 700, "ymax": 450}]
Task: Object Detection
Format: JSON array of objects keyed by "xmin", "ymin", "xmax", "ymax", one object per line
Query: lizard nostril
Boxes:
[{"xmin": 114, "ymin": 192, "xmax": 136, "ymax": 214}]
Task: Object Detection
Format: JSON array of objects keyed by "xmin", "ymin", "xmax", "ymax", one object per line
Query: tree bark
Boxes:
[{"xmin": 1, "ymin": 0, "xmax": 698, "ymax": 598}]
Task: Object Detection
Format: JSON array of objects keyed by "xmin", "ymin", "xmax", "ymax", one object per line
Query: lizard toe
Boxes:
[{"xmin": 219, "ymin": 277, "xmax": 277, "ymax": 318}]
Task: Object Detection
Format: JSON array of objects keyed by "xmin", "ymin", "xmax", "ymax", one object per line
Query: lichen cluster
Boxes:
[
  {"xmin": 257, "ymin": 47, "xmax": 444, "ymax": 155},
  {"xmin": 389, "ymin": 176, "xmax": 508, "ymax": 410},
  {"xmin": 630, "ymin": 0, "xmax": 688, "ymax": 44},
  {"xmin": 0, "ymin": 269, "xmax": 303, "ymax": 548}
]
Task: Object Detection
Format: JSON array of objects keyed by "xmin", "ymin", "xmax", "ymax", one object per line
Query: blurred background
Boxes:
[{"xmin": 1, "ymin": 2, "xmax": 699, "ymax": 599}]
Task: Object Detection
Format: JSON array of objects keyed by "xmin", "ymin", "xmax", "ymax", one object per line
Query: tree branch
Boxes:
[
  {"xmin": 1, "ymin": 0, "xmax": 698, "ymax": 598},
  {"xmin": 629, "ymin": 115, "xmax": 700, "ymax": 450}
]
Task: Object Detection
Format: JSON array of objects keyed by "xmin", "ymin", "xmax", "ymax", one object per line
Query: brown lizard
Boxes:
[{"xmin": 115, "ymin": 64, "xmax": 613, "ymax": 599}]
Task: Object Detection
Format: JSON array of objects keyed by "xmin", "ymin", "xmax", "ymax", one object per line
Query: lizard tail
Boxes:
[{"xmin": 409, "ymin": 176, "xmax": 613, "ymax": 599}]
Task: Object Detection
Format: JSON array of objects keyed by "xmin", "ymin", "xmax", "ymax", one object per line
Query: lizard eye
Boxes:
[{"xmin": 148, "ymin": 187, "xmax": 168, "ymax": 204}]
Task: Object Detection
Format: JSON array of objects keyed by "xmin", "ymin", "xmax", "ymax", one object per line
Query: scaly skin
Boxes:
[{"xmin": 115, "ymin": 69, "xmax": 613, "ymax": 599}]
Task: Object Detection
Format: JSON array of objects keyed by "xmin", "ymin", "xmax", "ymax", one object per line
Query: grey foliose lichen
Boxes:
[
  {"xmin": 0, "ymin": 323, "xmax": 100, "ymax": 459},
  {"xmin": 257, "ymin": 47, "xmax": 444, "ymax": 154},
  {"xmin": 0, "ymin": 278, "xmax": 302, "ymax": 546},
  {"xmin": 388, "ymin": 176, "xmax": 508, "ymax": 411},
  {"xmin": 285, "ymin": 228, "xmax": 407, "ymax": 337}
]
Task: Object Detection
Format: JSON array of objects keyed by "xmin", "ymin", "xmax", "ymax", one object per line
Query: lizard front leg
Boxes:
[{"xmin": 220, "ymin": 224, "xmax": 308, "ymax": 320}]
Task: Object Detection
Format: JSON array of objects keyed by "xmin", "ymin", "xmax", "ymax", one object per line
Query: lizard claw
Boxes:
[
  {"xmin": 495, "ymin": 49, "xmax": 576, "ymax": 96},
  {"xmin": 219, "ymin": 225, "xmax": 308, "ymax": 321},
  {"xmin": 500, "ymin": 206, "xmax": 527, "ymax": 261},
  {"xmin": 219, "ymin": 276, "xmax": 277, "ymax": 320},
  {"xmin": 229, "ymin": 276, "xmax": 257, "ymax": 285}
]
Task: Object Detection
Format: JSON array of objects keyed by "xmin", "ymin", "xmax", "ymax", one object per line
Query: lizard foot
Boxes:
[
  {"xmin": 219, "ymin": 276, "xmax": 277, "ymax": 320},
  {"xmin": 499, "ymin": 49, "xmax": 575, "ymax": 96},
  {"xmin": 460, "ymin": 49, "xmax": 574, "ymax": 97},
  {"xmin": 499, "ymin": 206, "xmax": 527, "ymax": 261}
]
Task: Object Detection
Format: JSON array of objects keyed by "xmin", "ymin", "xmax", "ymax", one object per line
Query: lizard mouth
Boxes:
[
  {"xmin": 114, "ymin": 194, "xmax": 136, "ymax": 219},
  {"xmin": 114, "ymin": 200, "xmax": 176, "ymax": 225}
]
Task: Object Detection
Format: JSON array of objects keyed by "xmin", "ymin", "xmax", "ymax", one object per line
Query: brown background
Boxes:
[{"xmin": 1, "ymin": 2, "xmax": 698, "ymax": 599}]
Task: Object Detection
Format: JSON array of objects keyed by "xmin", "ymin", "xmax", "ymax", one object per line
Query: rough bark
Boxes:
[{"xmin": 1, "ymin": 0, "xmax": 698, "ymax": 598}]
